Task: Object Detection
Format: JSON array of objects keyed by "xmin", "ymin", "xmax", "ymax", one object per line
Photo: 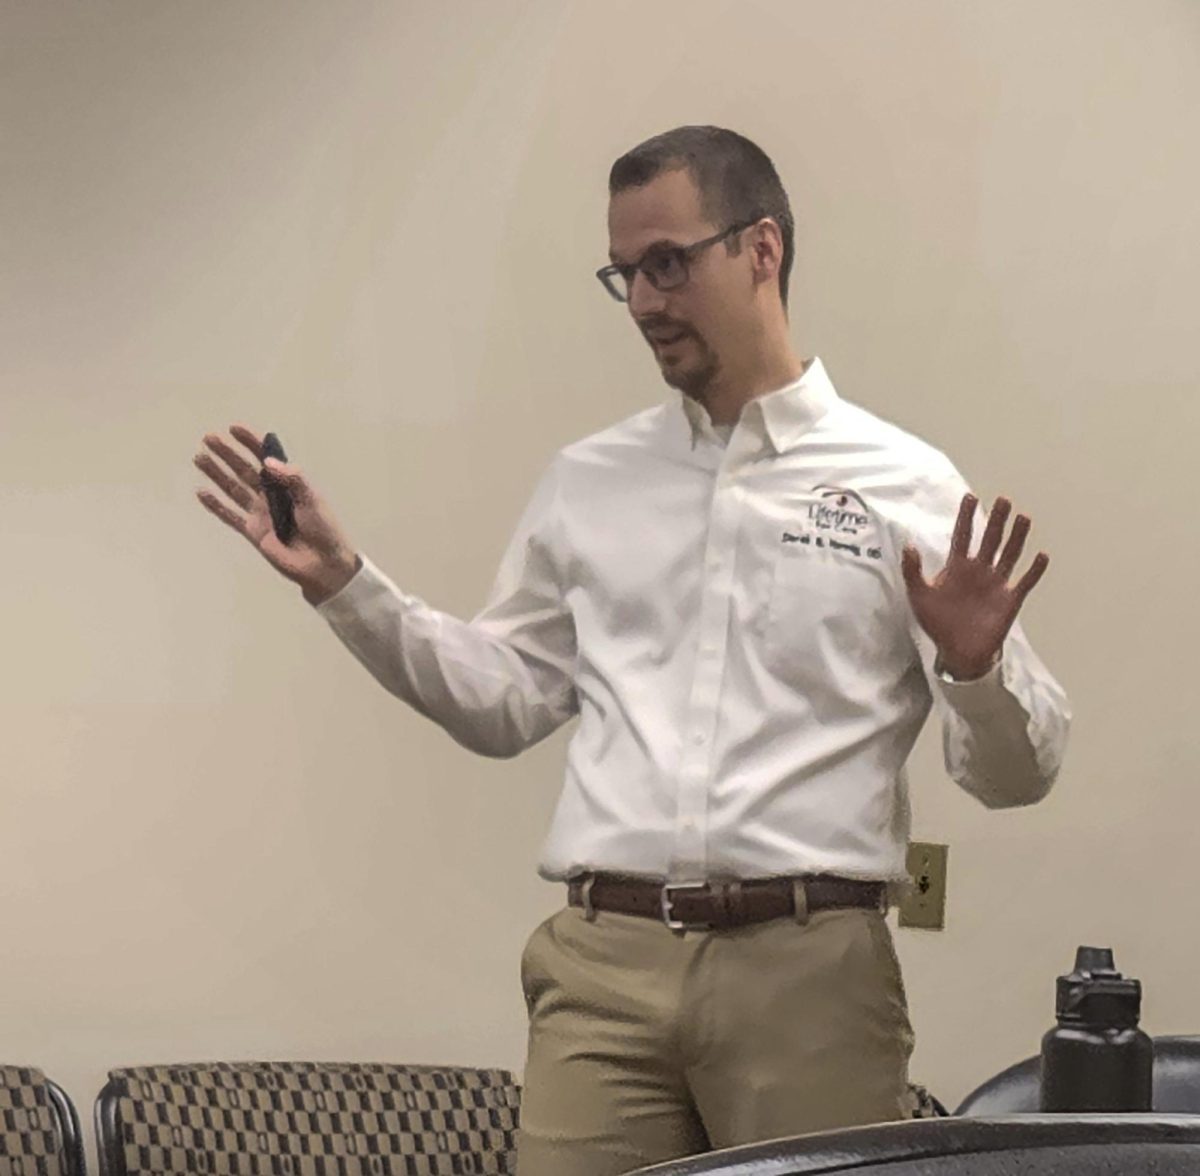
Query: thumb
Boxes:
[
  {"xmin": 262, "ymin": 458, "xmax": 311, "ymax": 505},
  {"xmin": 901, "ymin": 541, "xmax": 924, "ymax": 592}
]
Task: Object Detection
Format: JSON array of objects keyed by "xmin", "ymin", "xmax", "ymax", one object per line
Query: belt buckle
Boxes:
[{"xmin": 661, "ymin": 881, "xmax": 711, "ymax": 930}]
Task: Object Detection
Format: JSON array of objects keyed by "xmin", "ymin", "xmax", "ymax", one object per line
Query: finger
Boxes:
[
  {"xmin": 1012, "ymin": 551, "xmax": 1050, "ymax": 605},
  {"xmin": 995, "ymin": 514, "xmax": 1031, "ymax": 580},
  {"xmin": 196, "ymin": 488, "xmax": 254, "ymax": 540},
  {"xmin": 193, "ymin": 451, "xmax": 256, "ymax": 512},
  {"xmin": 976, "ymin": 496, "xmax": 1011, "ymax": 565},
  {"xmin": 229, "ymin": 424, "xmax": 265, "ymax": 460},
  {"xmin": 950, "ymin": 493, "xmax": 976, "ymax": 560},
  {"xmin": 202, "ymin": 432, "xmax": 262, "ymax": 491}
]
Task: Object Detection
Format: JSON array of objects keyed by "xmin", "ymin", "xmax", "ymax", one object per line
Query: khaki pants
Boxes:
[{"xmin": 515, "ymin": 900, "xmax": 914, "ymax": 1176}]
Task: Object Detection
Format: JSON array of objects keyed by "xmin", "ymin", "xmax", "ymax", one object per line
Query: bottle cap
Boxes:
[{"xmin": 1056, "ymin": 945, "xmax": 1142, "ymax": 1026}]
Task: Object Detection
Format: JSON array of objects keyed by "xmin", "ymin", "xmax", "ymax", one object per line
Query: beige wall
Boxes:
[{"xmin": 3, "ymin": 0, "xmax": 1198, "ymax": 1167}]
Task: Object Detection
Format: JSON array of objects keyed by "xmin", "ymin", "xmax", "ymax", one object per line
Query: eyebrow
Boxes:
[{"xmin": 608, "ymin": 238, "xmax": 683, "ymax": 265}]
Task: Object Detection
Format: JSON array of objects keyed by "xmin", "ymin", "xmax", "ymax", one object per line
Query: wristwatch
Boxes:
[{"xmin": 936, "ymin": 651, "xmax": 1001, "ymax": 683}]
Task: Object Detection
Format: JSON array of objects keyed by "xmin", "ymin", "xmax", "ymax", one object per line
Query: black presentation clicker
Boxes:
[{"xmin": 261, "ymin": 431, "xmax": 296, "ymax": 544}]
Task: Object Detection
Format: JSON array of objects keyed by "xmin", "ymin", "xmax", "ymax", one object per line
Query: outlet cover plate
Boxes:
[{"xmin": 898, "ymin": 841, "xmax": 948, "ymax": 930}]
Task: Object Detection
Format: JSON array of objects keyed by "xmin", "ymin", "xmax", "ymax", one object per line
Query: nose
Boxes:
[{"xmin": 626, "ymin": 268, "xmax": 668, "ymax": 318}]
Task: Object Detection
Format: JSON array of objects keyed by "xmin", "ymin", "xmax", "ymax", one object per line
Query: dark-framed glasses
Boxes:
[{"xmin": 596, "ymin": 218, "xmax": 762, "ymax": 303}]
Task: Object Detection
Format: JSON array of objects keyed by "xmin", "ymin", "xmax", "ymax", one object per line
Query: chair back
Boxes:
[
  {"xmin": 0, "ymin": 1066, "xmax": 86, "ymax": 1176},
  {"xmin": 95, "ymin": 1061, "xmax": 519, "ymax": 1175},
  {"xmin": 624, "ymin": 1114, "xmax": 1200, "ymax": 1175},
  {"xmin": 955, "ymin": 1035, "xmax": 1200, "ymax": 1115}
]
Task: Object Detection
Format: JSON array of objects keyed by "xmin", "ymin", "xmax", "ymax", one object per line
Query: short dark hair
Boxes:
[{"xmin": 608, "ymin": 125, "xmax": 795, "ymax": 312}]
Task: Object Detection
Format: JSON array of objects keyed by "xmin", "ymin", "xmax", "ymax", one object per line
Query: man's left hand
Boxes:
[{"xmin": 901, "ymin": 493, "xmax": 1050, "ymax": 681}]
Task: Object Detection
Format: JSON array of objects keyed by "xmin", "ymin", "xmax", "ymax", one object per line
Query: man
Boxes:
[{"xmin": 195, "ymin": 126, "xmax": 1070, "ymax": 1176}]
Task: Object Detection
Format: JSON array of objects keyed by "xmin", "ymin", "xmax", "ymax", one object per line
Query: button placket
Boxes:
[{"xmin": 673, "ymin": 461, "xmax": 745, "ymax": 867}]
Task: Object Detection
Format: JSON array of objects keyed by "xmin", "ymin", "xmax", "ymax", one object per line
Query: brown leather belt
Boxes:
[{"xmin": 567, "ymin": 872, "xmax": 886, "ymax": 931}]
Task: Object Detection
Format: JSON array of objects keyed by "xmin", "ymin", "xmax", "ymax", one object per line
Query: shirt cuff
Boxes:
[
  {"xmin": 937, "ymin": 663, "xmax": 1000, "ymax": 686},
  {"xmin": 934, "ymin": 646, "xmax": 1002, "ymax": 684},
  {"xmin": 310, "ymin": 553, "xmax": 393, "ymax": 615},
  {"xmin": 934, "ymin": 651, "xmax": 1010, "ymax": 716}
]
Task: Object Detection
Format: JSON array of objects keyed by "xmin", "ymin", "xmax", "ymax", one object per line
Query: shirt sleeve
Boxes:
[
  {"xmin": 311, "ymin": 456, "xmax": 578, "ymax": 758},
  {"xmin": 892, "ymin": 456, "xmax": 1072, "ymax": 809}
]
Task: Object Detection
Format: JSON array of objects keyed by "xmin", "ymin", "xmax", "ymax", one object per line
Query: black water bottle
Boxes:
[{"xmin": 1040, "ymin": 945, "xmax": 1153, "ymax": 1111}]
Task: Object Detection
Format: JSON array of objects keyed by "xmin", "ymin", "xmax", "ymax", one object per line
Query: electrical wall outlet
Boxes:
[{"xmin": 898, "ymin": 841, "xmax": 948, "ymax": 930}]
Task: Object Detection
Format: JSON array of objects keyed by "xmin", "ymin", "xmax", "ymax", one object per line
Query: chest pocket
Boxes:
[{"xmin": 762, "ymin": 540, "xmax": 899, "ymax": 681}]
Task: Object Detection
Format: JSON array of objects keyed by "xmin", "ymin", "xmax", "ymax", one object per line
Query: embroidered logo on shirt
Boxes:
[{"xmin": 781, "ymin": 485, "xmax": 882, "ymax": 559}]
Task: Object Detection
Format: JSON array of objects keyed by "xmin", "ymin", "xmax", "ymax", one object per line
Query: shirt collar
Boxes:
[{"xmin": 676, "ymin": 356, "xmax": 839, "ymax": 455}]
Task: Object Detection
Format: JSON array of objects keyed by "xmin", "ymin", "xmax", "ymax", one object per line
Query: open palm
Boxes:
[{"xmin": 901, "ymin": 493, "xmax": 1050, "ymax": 678}]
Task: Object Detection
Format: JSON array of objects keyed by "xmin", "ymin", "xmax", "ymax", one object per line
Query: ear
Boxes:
[
  {"xmin": 756, "ymin": 217, "xmax": 783, "ymax": 259},
  {"xmin": 748, "ymin": 218, "xmax": 783, "ymax": 287}
]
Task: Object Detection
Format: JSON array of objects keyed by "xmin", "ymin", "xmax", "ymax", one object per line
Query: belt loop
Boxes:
[
  {"xmin": 791, "ymin": 877, "xmax": 810, "ymax": 926},
  {"xmin": 579, "ymin": 874, "xmax": 597, "ymax": 922},
  {"xmin": 728, "ymin": 879, "xmax": 743, "ymax": 924}
]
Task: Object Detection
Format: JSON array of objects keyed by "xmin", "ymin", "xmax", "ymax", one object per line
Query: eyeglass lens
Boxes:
[{"xmin": 610, "ymin": 251, "xmax": 686, "ymax": 301}]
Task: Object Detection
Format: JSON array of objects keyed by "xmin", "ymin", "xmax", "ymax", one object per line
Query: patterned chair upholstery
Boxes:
[
  {"xmin": 94, "ymin": 1062, "xmax": 519, "ymax": 1176},
  {"xmin": 0, "ymin": 1065, "xmax": 86, "ymax": 1176}
]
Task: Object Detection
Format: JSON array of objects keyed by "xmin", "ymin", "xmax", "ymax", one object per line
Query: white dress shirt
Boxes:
[{"xmin": 315, "ymin": 357, "xmax": 1070, "ymax": 887}]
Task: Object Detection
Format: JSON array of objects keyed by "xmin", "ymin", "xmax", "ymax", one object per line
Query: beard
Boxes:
[{"xmin": 657, "ymin": 332, "xmax": 721, "ymax": 404}]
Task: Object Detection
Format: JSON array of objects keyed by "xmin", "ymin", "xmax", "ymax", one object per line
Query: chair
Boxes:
[
  {"xmin": 955, "ymin": 1034, "xmax": 1200, "ymax": 1115},
  {"xmin": 0, "ymin": 1065, "xmax": 87, "ymax": 1176},
  {"xmin": 625, "ymin": 1114, "xmax": 1200, "ymax": 1175},
  {"xmin": 94, "ymin": 1061, "xmax": 519, "ymax": 1175}
]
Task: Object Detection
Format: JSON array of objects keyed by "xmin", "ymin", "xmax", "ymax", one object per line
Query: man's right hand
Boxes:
[{"xmin": 194, "ymin": 424, "xmax": 362, "ymax": 606}]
